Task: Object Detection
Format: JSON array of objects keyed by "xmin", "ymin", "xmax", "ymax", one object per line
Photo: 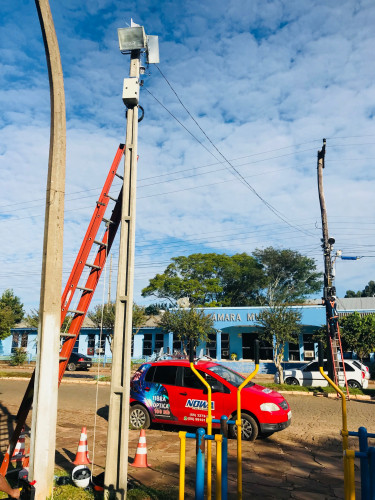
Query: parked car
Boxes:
[
  {"xmin": 351, "ymin": 359, "xmax": 370, "ymax": 379},
  {"xmin": 67, "ymin": 352, "xmax": 92, "ymax": 372},
  {"xmin": 129, "ymin": 360, "xmax": 292, "ymax": 441},
  {"xmin": 274, "ymin": 360, "xmax": 368, "ymax": 389}
]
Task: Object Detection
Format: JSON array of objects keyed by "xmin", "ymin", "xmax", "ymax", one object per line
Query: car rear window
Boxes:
[
  {"xmin": 352, "ymin": 361, "xmax": 362, "ymax": 370},
  {"xmin": 152, "ymin": 365, "xmax": 178, "ymax": 385}
]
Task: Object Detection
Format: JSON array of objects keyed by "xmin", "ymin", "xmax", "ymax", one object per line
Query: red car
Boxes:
[{"xmin": 129, "ymin": 359, "xmax": 291, "ymax": 440}]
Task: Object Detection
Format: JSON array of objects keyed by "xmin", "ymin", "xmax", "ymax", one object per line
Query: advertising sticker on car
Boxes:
[{"xmin": 287, "ymin": 410, "xmax": 292, "ymax": 420}]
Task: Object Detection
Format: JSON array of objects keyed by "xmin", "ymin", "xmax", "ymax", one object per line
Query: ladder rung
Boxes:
[
  {"xmin": 102, "ymin": 218, "xmax": 114, "ymax": 225},
  {"xmin": 115, "ymin": 172, "xmax": 123, "ymax": 180},
  {"xmin": 85, "ymin": 263, "xmax": 101, "ymax": 270},
  {"xmin": 60, "ymin": 333, "xmax": 76, "ymax": 338},
  {"xmin": 59, "ymin": 357, "xmax": 68, "ymax": 362},
  {"xmin": 94, "ymin": 240, "xmax": 108, "ymax": 247},
  {"xmin": 68, "ymin": 309, "xmax": 85, "ymax": 315},
  {"xmin": 96, "ymin": 201, "xmax": 106, "ymax": 206},
  {"xmin": 76, "ymin": 286, "xmax": 94, "ymax": 292}
]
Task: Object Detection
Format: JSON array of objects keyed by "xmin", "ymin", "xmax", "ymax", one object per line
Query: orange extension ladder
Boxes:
[
  {"xmin": 329, "ymin": 324, "xmax": 350, "ymax": 399},
  {"xmin": 0, "ymin": 144, "xmax": 125, "ymax": 476}
]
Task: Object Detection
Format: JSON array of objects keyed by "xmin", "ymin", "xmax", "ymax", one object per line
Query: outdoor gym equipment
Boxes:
[
  {"xmin": 317, "ymin": 341, "xmax": 355, "ymax": 500},
  {"xmin": 236, "ymin": 339, "xmax": 259, "ymax": 500},
  {"xmin": 183, "ymin": 340, "xmax": 260, "ymax": 500},
  {"xmin": 347, "ymin": 427, "xmax": 375, "ymax": 500},
  {"xmin": 179, "ymin": 425, "xmax": 225, "ymax": 500}
]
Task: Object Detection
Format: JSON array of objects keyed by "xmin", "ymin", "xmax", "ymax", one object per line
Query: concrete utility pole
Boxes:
[
  {"xmin": 104, "ymin": 50, "xmax": 140, "ymax": 499},
  {"xmin": 108, "ymin": 254, "xmax": 113, "ymax": 304},
  {"xmin": 29, "ymin": 1, "xmax": 66, "ymax": 498},
  {"xmin": 104, "ymin": 23, "xmax": 159, "ymax": 499},
  {"xmin": 317, "ymin": 138, "xmax": 335, "ymax": 379}
]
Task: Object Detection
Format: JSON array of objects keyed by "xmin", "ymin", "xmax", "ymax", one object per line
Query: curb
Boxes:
[
  {"xmin": 279, "ymin": 390, "xmax": 375, "ymax": 400},
  {"xmin": 0, "ymin": 376, "xmax": 110, "ymax": 385}
]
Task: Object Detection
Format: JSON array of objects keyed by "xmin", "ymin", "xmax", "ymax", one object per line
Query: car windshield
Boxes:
[{"xmin": 206, "ymin": 364, "xmax": 254, "ymax": 388}]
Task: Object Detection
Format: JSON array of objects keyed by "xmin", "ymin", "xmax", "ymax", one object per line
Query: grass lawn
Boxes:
[{"xmin": 262, "ymin": 382, "xmax": 375, "ymax": 397}]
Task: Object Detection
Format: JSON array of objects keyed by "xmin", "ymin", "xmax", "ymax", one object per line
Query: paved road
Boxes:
[{"xmin": 0, "ymin": 380, "xmax": 374, "ymax": 498}]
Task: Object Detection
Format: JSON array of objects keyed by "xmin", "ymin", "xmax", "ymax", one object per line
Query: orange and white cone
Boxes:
[
  {"xmin": 131, "ymin": 429, "xmax": 150, "ymax": 468},
  {"xmin": 73, "ymin": 427, "xmax": 91, "ymax": 465},
  {"xmin": 11, "ymin": 429, "xmax": 26, "ymax": 462}
]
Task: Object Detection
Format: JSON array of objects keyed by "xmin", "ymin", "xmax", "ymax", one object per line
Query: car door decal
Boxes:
[{"xmin": 130, "ymin": 365, "xmax": 177, "ymax": 421}]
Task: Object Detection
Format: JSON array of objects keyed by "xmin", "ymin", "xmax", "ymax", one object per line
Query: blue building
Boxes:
[{"xmin": 8, "ymin": 298, "xmax": 375, "ymax": 373}]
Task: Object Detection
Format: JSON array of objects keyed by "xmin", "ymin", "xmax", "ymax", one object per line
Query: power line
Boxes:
[{"xmin": 151, "ymin": 68, "xmax": 316, "ymax": 237}]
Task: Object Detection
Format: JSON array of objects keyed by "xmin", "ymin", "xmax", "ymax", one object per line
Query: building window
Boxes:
[
  {"xmin": 221, "ymin": 333, "xmax": 230, "ymax": 359},
  {"xmin": 87, "ymin": 335, "xmax": 95, "ymax": 356},
  {"xmin": 303, "ymin": 334, "xmax": 315, "ymax": 360},
  {"xmin": 154, "ymin": 333, "xmax": 164, "ymax": 354},
  {"xmin": 11, "ymin": 333, "xmax": 19, "ymax": 353},
  {"xmin": 242, "ymin": 333, "xmax": 273, "ymax": 360},
  {"xmin": 206, "ymin": 333, "xmax": 217, "ymax": 358},
  {"xmin": 73, "ymin": 338, "xmax": 79, "ymax": 354},
  {"xmin": 21, "ymin": 333, "xmax": 28, "ymax": 349},
  {"xmin": 288, "ymin": 341, "xmax": 300, "ymax": 361},
  {"xmin": 97, "ymin": 334, "xmax": 107, "ymax": 354},
  {"xmin": 143, "ymin": 333, "xmax": 153, "ymax": 357}
]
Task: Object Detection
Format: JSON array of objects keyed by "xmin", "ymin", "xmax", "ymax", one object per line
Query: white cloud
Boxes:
[{"xmin": 1, "ymin": 0, "xmax": 375, "ymax": 313}]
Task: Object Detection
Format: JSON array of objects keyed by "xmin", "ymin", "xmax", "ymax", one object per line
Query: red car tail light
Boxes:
[
  {"xmin": 78, "ymin": 358, "xmax": 84, "ymax": 362},
  {"xmin": 362, "ymin": 371, "xmax": 365, "ymax": 379}
]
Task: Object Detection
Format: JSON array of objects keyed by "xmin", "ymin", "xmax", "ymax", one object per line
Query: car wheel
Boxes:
[
  {"xmin": 285, "ymin": 377, "xmax": 299, "ymax": 386},
  {"xmin": 67, "ymin": 362, "xmax": 76, "ymax": 372},
  {"xmin": 129, "ymin": 404, "xmax": 151, "ymax": 430},
  {"xmin": 229, "ymin": 413, "xmax": 258, "ymax": 441},
  {"xmin": 347, "ymin": 380, "xmax": 361, "ymax": 389}
]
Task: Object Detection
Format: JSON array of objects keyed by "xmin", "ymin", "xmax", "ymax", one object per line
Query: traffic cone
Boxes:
[
  {"xmin": 11, "ymin": 429, "xmax": 26, "ymax": 463},
  {"xmin": 73, "ymin": 427, "xmax": 91, "ymax": 465},
  {"xmin": 131, "ymin": 429, "xmax": 150, "ymax": 468}
]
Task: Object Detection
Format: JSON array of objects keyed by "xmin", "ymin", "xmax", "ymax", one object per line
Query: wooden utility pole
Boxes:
[
  {"xmin": 104, "ymin": 50, "xmax": 140, "ymax": 499},
  {"xmin": 317, "ymin": 138, "xmax": 334, "ymax": 379},
  {"xmin": 29, "ymin": 1, "xmax": 66, "ymax": 498}
]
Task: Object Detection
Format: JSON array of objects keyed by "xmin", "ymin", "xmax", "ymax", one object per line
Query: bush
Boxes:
[{"xmin": 9, "ymin": 348, "xmax": 28, "ymax": 366}]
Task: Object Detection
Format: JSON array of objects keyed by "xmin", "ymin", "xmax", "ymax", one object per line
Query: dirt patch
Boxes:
[{"xmin": 1, "ymin": 381, "xmax": 373, "ymax": 498}]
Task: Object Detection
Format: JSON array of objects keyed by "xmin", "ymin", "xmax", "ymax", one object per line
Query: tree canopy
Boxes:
[
  {"xmin": 340, "ymin": 312, "xmax": 375, "ymax": 359},
  {"xmin": 256, "ymin": 305, "xmax": 302, "ymax": 383},
  {"xmin": 142, "ymin": 249, "xmax": 321, "ymax": 307},
  {"xmin": 253, "ymin": 247, "xmax": 322, "ymax": 303},
  {"xmin": 345, "ymin": 280, "xmax": 375, "ymax": 298},
  {"xmin": 0, "ymin": 289, "xmax": 24, "ymax": 340},
  {"xmin": 158, "ymin": 307, "xmax": 215, "ymax": 352},
  {"xmin": 141, "ymin": 253, "xmax": 265, "ymax": 306}
]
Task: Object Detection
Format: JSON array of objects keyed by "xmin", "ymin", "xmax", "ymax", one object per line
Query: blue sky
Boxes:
[{"xmin": 1, "ymin": 0, "xmax": 375, "ymax": 313}]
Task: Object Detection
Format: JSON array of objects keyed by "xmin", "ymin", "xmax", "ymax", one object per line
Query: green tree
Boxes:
[
  {"xmin": 340, "ymin": 312, "xmax": 375, "ymax": 360},
  {"xmin": 253, "ymin": 247, "xmax": 322, "ymax": 303},
  {"xmin": 0, "ymin": 289, "xmax": 24, "ymax": 340},
  {"xmin": 0, "ymin": 289, "xmax": 24, "ymax": 323},
  {"xmin": 0, "ymin": 306, "xmax": 16, "ymax": 340},
  {"xmin": 142, "ymin": 253, "xmax": 265, "ymax": 306},
  {"xmin": 158, "ymin": 307, "xmax": 215, "ymax": 353},
  {"xmin": 256, "ymin": 305, "xmax": 302, "ymax": 384},
  {"xmin": 345, "ymin": 280, "xmax": 375, "ymax": 298}
]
